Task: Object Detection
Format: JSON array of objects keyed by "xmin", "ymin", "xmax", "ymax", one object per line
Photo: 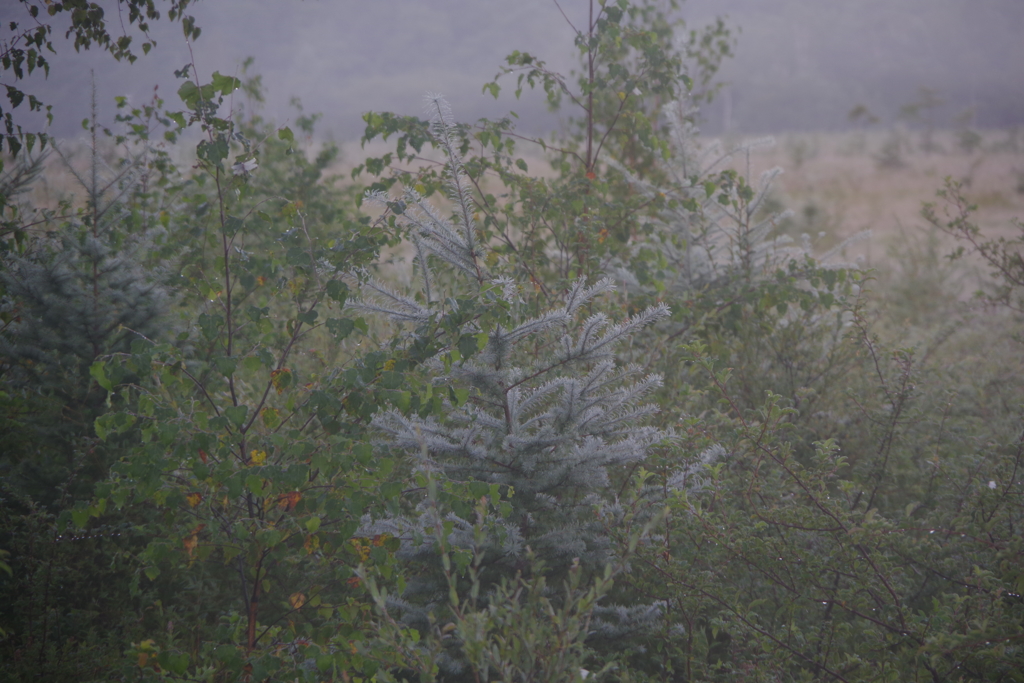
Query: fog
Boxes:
[{"xmin": 4, "ymin": 0, "xmax": 1023, "ymax": 141}]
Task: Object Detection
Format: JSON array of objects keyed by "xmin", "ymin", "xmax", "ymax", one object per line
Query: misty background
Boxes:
[{"xmin": 4, "ymin": 0, "xmax": 1023, "ymax": 142}]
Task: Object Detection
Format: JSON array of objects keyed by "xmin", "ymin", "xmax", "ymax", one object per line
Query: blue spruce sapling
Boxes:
[{"xmin": 352, "ymin": 98, "xmax": 673, "ymax": 664}]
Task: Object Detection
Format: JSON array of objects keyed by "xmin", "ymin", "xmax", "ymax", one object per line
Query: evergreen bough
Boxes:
[
  {"xmin": 0, "ymin": 125, "xmax": 168, "ymax": 503},
  {"xmin": 610, "ymin": 100, "xmax": 867, "ymax": 296},
  {"xmin": 354, "ymin": 97, "xmax": 675, "ymax": 668}
]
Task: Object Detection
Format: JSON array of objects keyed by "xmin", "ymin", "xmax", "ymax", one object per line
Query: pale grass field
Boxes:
[
  {"xmin": 742, "ymin": 129, "xmax": 1024, "ymax": 261},
  {"xmin": 707, "ymin": 129, "xmax": 1024, "ymax": 397},
  {"xmin": 340, "ymin": 129, "xmax": 1024, "ymax": 345},
  {"xmin": 33, "ymin": 126, "xmax": 1024, "ymax": 298},
  {"xmin": 348, "ymin": 126, "xmax": 1024, "ymax": 262}
]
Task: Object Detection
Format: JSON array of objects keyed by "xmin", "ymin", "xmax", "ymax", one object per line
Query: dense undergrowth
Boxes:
[{"xmin": 1, "ymin": 2, "xmax": 1022, "ymax": 682}]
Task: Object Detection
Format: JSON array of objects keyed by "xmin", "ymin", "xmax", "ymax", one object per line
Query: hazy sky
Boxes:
[{"xmin": 4, "ymin": 0, "xmax": 1023, "ymax": 141}]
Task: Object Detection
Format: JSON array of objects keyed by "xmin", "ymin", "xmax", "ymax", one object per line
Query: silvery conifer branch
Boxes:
[
  {"xmin": 352, "ymin": 97, "xmax": 488, "ymax": 326},
  {"xmin": 400, "ymin": 192, "xmax": 481, "ymax": 280},
  {"xmin": 611, "ymin": 100, "xmax": 869, "ymax": 295},
  {"xmin": 356, "ymin": 98, "xmax": 685, "ymax": 660},
  {"xmin": 426, "ymin": 96, "xmax": 480, "ymax": 262},
  {"xmin": 609, "ymin": 102, "xmax": 795, "ymax": 292},
  {"xmin": 558, "ymin": 303, "xmax": 670, "ymax": 364},
  {"xmin": 425, "ymin": 93, "xmax": 485, "ymax": 284},
  {"xmin": 346, "ymin": 275, "xmax": 432, "ymax": 325}
]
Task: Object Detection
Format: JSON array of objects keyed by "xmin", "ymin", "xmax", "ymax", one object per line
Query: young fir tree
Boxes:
[
  {"xmin": 354, "ymin": 97, "xmax": 675, "ymax": 677},
  {"xmin": 0, "ymin": 108, "xmax": 168, "ymax": 506},
  {"xmin": 609, "ymin": 100, "xmax": 865, "ymax": 296},
  {"xmin": 607, "ymin": 99, "xmax": 867, "ymax": 420}
]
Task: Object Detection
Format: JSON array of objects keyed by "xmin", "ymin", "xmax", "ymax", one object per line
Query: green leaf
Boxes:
[
  {"xmin": 211, "ymin": 71, "xmax": 241, "ymax": 95},
  {"xmin": 94, "ymin": 415, "xmax": 108, "ymax": 441},
  {"xmin": 457, "ymin": 334, "xmax": 478, "ymax": 360},
  {"xmin": 213, "ymin": 644, "xmax": 240, "ymax": 665},
  {"xmin": 326, "ymin": 280, "xmax": 348, "ymax": 305},
  {"xmin": 326, "ymin": 317, "xmax": 355, "ymax": 340},
  {"xmin": 261, "ymin": 407, "xmax": 281, "ymax": 429},
  {"xmin": 71, "ymin": 507, "xmax": 90, "ymax": 528},
  {"xmin": 158, "ymin": 651, "xmax": 190, "ymax": 676},
  {"xmin": 380, "ymin": 482, "xmax": 403, "ymax": 500},
  {"xmin": 306, "ymin": 516, "xmax": 321, "ymax": 533},
  {"xmin": 214, "ymin": 356, "xmax": 237, "ymax": 377},
  {"xmin": 226, "ymin": 474, "xmax": 244, "ymax": 498},
  {"xmin": 224, "ymin": 215, "xmax": 245, "ymax": 236},
  {"xmin": 380, "ymin": 371, "xmax": 403, "ymax": 389},
  {"xmin": 390, "ymin": 390, "xmax": 410, "ymax": 411},
  {"xmin": 197, "ymin": 136, "xmax": 229, "ymax": 166},
  {"xmin": 277, "ymin": 126, "xmax": 294, "ymax": 143},
  {"xmin": 256, "ymin": 528, "xmax": 283, "ymax": 548},
  {"xmin": 224, "ymin": 405, "xmax": 248, "ymax": 428},
  {"xmin": 246, "ymin": 474, "xmax": 266, "ymax": 496},
  {"xmin": 177, "ymin": 80, "xmax": 199, "ymax": 107},
  {"xmin": 89, "ymin": 361, "xmax": 113, "ymax": 391},
  {"xmin": 198, "ymin": 312, "xmax": 224, "ymax": 340},
  {"xmin": 353, "ymin": 443, "xmax": 373, "ymax": 463}
]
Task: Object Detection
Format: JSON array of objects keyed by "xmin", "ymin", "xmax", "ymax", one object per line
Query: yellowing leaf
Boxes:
[
  {"xmin": 261, "ymin": 407, "xmax": 281, "ymax": 429},
  {"xmin": 276, "ymin": 490, "xmax": 301, "ymax": 511},
  {"xmin": 186, "ymin": 492, "xmax": 202, "ymax": 508},
  {"xmin": 270, "ymin": 368, "xmax": 292, "ymax": 394},
  {"xmin": 349, "ymin": 538, "xmax": 371, "ymax": 562},
  {"xmin": 249, "ymin": 449, "xmax": 267, "ymax": 466},
  {"xmin": 303, "ymin": 534, "xmax": 320, "ymax": 554},
  {"xmin": 288, "ymin": 592, "xmax": 307, "ymax": 610}
]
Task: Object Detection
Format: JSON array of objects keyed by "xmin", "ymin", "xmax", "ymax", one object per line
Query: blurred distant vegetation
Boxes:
[{"xmin": 1, "ymin": 0, "xmax": 1021, "ymax": 140}]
